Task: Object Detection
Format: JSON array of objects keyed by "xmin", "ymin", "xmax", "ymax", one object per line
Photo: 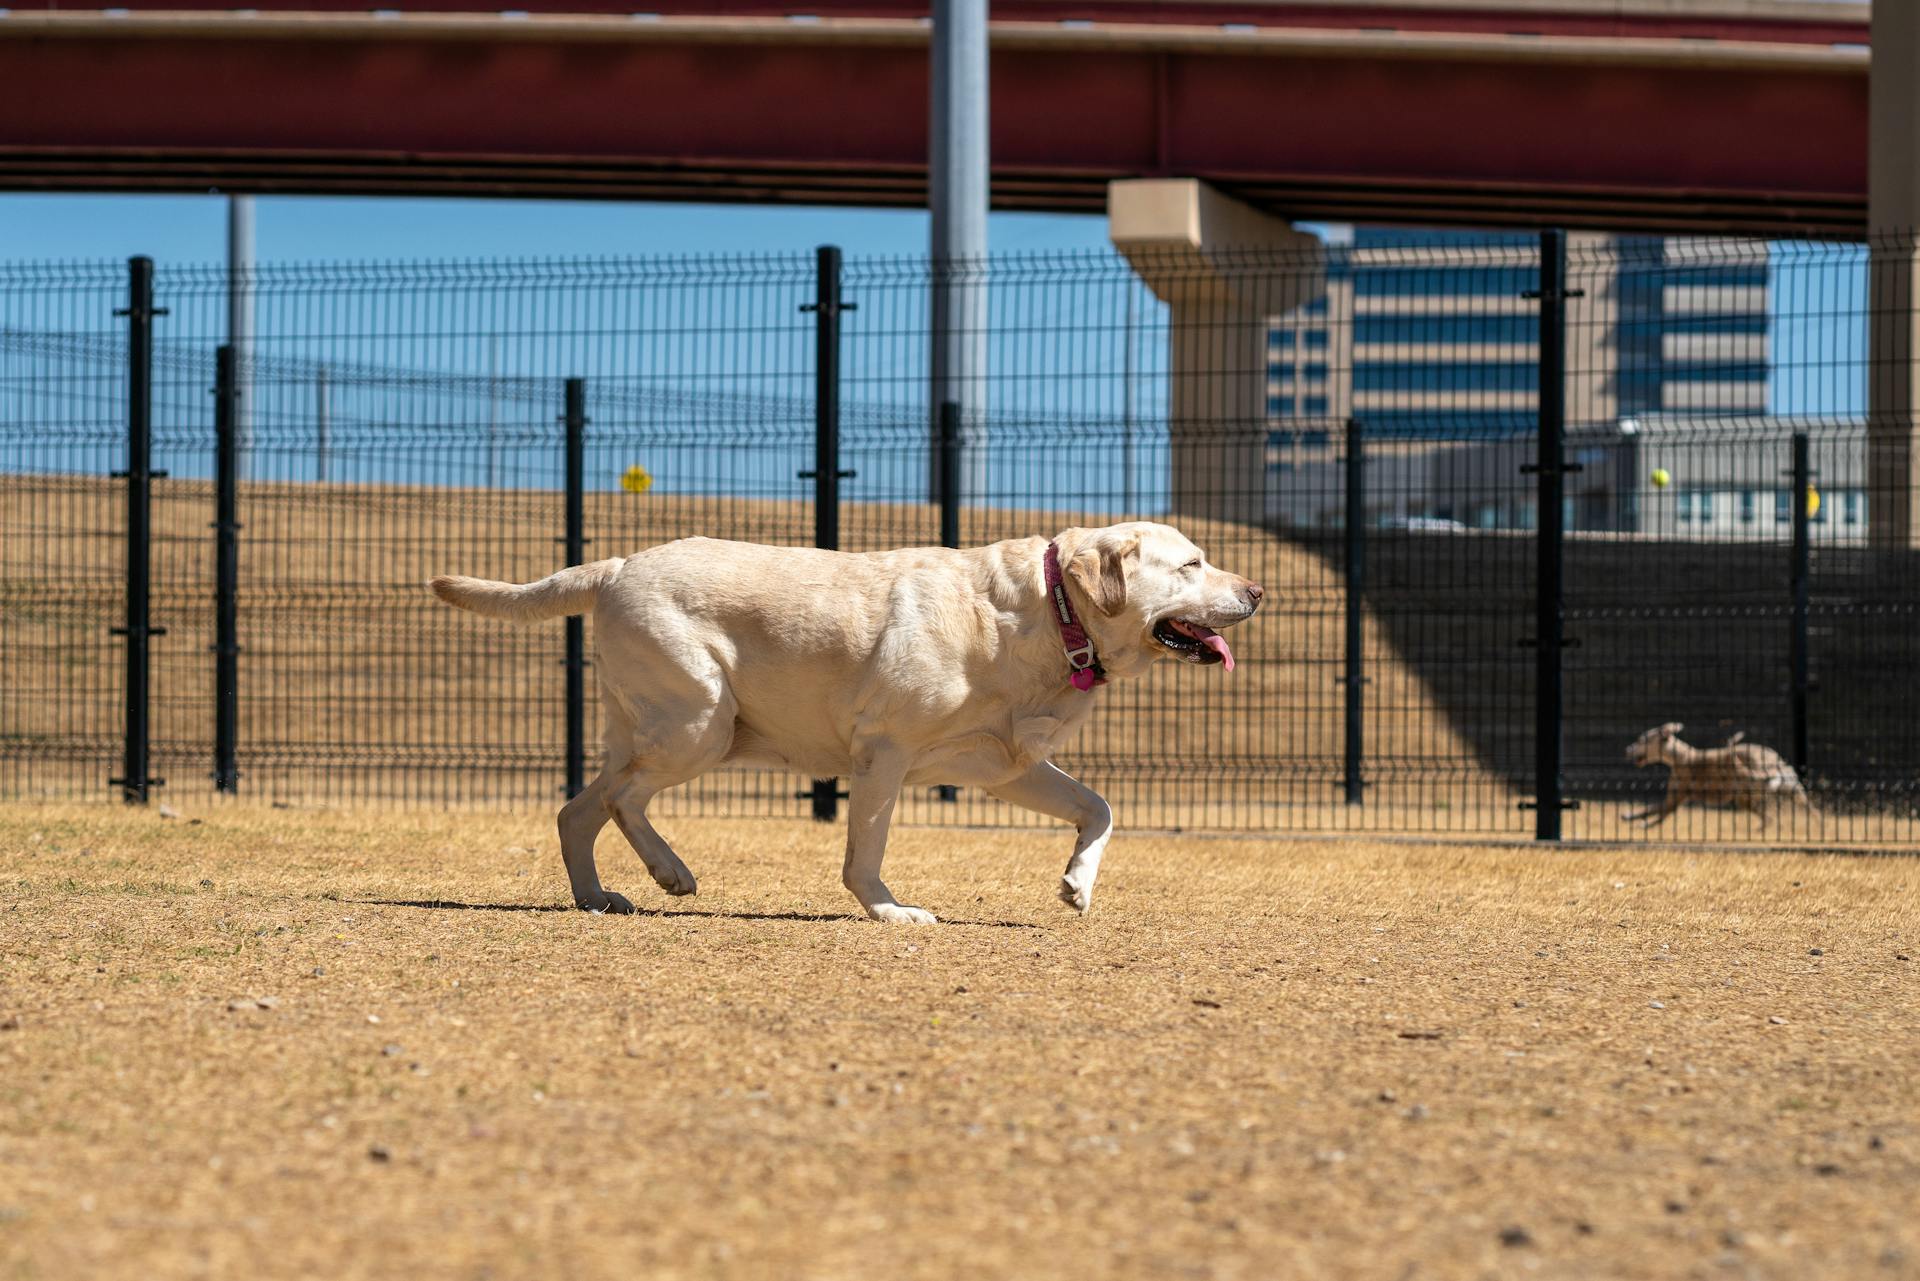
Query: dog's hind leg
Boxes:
[
  {"xmin": 557, "ymin": 714, "xmax": 661, "ymax": 913},
  {"xmin": 604, "ymin": 763, "xmax": 705, "ymax": 899},
  {"xmin": 587, "ymin": 664, "xmax": 732, "ymax": 905},
  {"xmin": 986, "ymin": 761, "xmax": 1112, "ymax": 916},
  {"xmin": 558, "ymin": 770, "xmax": 632, "ymax": 913}
]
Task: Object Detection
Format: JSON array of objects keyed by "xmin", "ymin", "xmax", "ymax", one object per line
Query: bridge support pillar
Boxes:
[
  {"xmin": 1108, "ymin": 179, "xmax": 1322, "ymax": 526},
  {"xmin": 1869, "ymin": 1, "xmax": 1920, "ymax": 549}
]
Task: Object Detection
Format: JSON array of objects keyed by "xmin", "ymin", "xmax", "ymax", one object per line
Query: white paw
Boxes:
[
  {"xmin": 866, "ymin": 903, "xmax": 938, "ymax": 925},
  {"xmin": 1058, "ymin": 876, "xmax": 1093, "ymax": 916},
  {"xmin": 578, "ymin": 890, "xmax": 636, "ymax": 915},
  {"xmin": 650, "ymin": 865, "xmax": 697, "ymax": 897}
]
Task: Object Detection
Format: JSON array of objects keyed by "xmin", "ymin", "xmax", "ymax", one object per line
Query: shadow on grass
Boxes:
[{"xmin": 349, "ymin": 898, "xmax": 1041, "ymax": 929}]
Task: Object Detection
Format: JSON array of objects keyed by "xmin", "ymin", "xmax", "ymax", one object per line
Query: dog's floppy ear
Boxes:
[{"xmin": 1065, "ymin": 528, "xmax": 1141, "ymax": 617}]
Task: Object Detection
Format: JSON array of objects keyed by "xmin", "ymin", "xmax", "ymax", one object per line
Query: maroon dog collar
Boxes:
[{"xmin": 1044, "ymin": 542, "xmax": 1106, "ymax": 691}]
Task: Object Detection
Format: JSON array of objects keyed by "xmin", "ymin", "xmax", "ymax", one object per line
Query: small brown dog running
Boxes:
[{"xmin": 1624, "ymin": 722, "xmax": 1811, "ymax": 826}]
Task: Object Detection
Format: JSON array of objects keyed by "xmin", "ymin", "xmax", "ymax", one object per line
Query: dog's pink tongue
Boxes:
[{"xmin": 1203, "ymin": 634, "xmax": 1235, "ymax": 672}]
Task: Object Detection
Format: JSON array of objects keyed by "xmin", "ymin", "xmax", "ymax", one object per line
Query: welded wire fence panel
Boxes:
[
  {"xmin": 1559, "ymin": 238, "xmax": 1920, "ymax": 841},
  {"xmin": 579, "ymin": 256, "xmax": 819, "ymax": 818},
  {"xmin": 1296, "ymin": 234, "xmax": 1544, "ymax": 835},
  {"xmin": 0, "ymin": 263, "xmax": 126, "ymax": 799},
  {"xmin": 0, "ymin": 238, "xmax": 1915, "ymax": 846}
]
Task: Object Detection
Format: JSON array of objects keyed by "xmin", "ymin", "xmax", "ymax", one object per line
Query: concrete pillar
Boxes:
[
  {"xmin": 1868, "ymin": 2, "xmax": 1920, "ymax": 548},
  {"xmin": 1108, "ymin": 179, "xmax": 1322, "ymax": 526}
]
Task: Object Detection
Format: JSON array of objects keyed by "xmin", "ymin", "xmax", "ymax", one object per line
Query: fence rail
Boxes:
[{"xmin": 2, "ymin": 234, "xmax": 1917, "ymax": 843}]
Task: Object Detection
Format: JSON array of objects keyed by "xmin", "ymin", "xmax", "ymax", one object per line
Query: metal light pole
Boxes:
[
  {"xmin": 227, "ymin": 196, "xmax": 255, "ymax": 480},
  {"xmin": 929, "ymin": 0, "xmax": 988, "ymax": 506}
]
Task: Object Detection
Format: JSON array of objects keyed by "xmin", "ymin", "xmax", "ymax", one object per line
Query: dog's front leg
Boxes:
[
  {"xmin": 842, "ymin": 743, "xmax": 935, "ymax": 924},
  {"xmin": 1639, "ymin": 791, "xmax": 1682, "ymax": 825},
  {"xmin": 986, "ymin": 761, "xmax": 1113, "ymax": 915}
]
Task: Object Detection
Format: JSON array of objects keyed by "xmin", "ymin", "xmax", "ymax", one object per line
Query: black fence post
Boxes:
[
  {"xmin": 1342, "ymin": 418, "xmax": 1366, "ymax": 806},
  {"xmin": 563, "ymin": 378, "xmax": 588, "ymax": 800},
  {"xmin": 212, "ymin": 345, "xmax": 240, "ymax": 792},
  {"xmin": 1789, "ymin": 429, "xmax": 1811, "ymax": 776},
  {"xmin": 1528, "ymin": 230, "xmax": 1573, "ymax": 840},
  {"xmin": 802, "ymin": 244, "xmax": 854, "ymax": 822},
  {"xmin": 935, "ymin": 400, "xmax": 962, "ymax": 805},
  {"xmin": 111, "ymin": 256, "xmax": 166, "ymax": 804}
]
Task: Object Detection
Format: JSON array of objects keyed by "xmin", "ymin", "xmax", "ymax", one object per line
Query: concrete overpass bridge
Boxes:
[{"xmin": 0, "ymin": 0, "xmax": 1876, "ymax": 237}]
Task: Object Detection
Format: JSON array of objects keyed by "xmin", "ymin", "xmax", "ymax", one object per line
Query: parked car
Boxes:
[{"xmin": 1380, "ymin": 516, "xmax": 1469, "ymax": 533}]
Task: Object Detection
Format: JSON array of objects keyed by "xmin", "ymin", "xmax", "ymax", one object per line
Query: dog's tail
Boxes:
[{"xmin": 429, "ymin": 558, "xmax": 625, "ymax": 622}]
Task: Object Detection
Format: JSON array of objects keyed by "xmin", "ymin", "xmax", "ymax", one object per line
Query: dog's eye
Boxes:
[{"xmin": 1183, "ymin": 559, "xmax": 1202, "ymax": 571}]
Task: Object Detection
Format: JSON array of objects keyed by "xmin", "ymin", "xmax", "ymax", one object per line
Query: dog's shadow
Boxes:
[{"xmin": 348, "ymin": 898, "xmax": 1041, "ymax": 929}]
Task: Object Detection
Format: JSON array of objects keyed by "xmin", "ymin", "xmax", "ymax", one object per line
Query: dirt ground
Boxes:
[{"xmin": 0, "ymin": 803, "xmax": 1915, "ymax": 1281}]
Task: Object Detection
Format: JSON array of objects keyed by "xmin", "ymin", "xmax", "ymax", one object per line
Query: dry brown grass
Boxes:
[{"xmin": 2, "ymin": 803, "xmax": 1915, "ymax": 1281}]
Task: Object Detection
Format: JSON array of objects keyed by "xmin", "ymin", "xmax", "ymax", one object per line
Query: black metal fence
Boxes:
[{"xmin": 2, "ymin": 233, "xmax": 1916, "ymax": 843}]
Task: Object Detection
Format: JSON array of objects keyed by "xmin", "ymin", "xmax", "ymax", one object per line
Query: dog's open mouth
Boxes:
[{"xmin": 1153, "ymin": 618, "xmax": 1235, "ymax": 670}]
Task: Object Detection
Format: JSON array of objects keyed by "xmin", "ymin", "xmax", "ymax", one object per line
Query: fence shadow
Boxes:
[{"xmin": 1294, "ymin": 526, "xmax": 1920, "ymax": 820}]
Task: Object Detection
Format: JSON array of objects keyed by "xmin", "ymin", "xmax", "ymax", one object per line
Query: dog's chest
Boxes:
[{"xmin": 1008, "ymin": 693, "xmax": 1097, "ymax": 765}]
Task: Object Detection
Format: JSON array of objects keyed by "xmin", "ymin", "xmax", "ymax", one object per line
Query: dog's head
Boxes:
[
  {"xmin": 1625, "ymin": 722, "xmax": 1684, "ymax": 766},
  {"xmin": 1056, "ymin": 522, "xmax": 1262, "ymax": 679}
]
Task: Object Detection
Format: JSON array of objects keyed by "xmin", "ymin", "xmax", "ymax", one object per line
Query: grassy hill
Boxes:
[{"xmin": 0, "ymin": 474, "xmax": 1499, "ymax": 831}]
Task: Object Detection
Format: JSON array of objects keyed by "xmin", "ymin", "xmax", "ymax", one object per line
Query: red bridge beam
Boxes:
[
  {"xmin": 0, "ymin": 0, "xmax": 1871, "ymax": 44},
  {"xmin": 0, "ymin": 13, "xmax": 1868, "ymax": 235}
]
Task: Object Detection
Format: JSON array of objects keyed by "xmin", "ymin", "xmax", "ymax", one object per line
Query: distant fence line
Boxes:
[{"xmin": 1, "ymin": 235, "xmax": 1916, "ymax": 843}]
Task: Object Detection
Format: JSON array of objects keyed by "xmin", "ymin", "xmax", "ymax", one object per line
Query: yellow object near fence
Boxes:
[{"xmin": 621, "ymin": 465, "xmax": 653, "ymax": 495}]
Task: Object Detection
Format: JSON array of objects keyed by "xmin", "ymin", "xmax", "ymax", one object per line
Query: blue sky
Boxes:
[{"xmin": 0, "ymin": 193, "xmax": 1112, "ymax": 263}]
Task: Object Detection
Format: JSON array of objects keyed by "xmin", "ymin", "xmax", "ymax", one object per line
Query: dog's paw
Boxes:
[
  {"xmin": 649, "ymin": 865, "xmax": 698, "ymax": 897},
  {"xmin": 866, "ymin": 903, "xmax": 938, "ymax": 925},
  {"xmin": 578, "ymin": 890, "xmax": 637, "ymax": 915},
  {"xmin": 1058, "ymin": 876, "xmax": 1093, "ymax": 916}
]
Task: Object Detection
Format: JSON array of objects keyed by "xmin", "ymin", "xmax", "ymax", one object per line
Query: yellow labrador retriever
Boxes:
[{"xmin": 430, "ymin": 522, "xmax": 1260, "ymax": 923}]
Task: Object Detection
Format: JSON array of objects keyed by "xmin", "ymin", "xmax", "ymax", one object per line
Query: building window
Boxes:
[
  {"xmin": 1355, "ymin": 314, "xmax": 1538, "ymax": 344},
  {"xmin": 1775, "ymin": 490, "xmax": 1789, "ymax": 523},
  {"xmin": 1699, "ymin": 490, "xmax": 1715, "ymax": 522},
  {"xmin": 1268, "ymin": 395, "xmax": 1295, "ymax": 416},
  {"xmin": 1739, "ymin": 490, "xmax": 1755, "ymax": 524},
  {"xmin": 1305, "ymin": 330, "xmax": 1329, "ymax": 350},
  {"xmin": 1270, "ymin": 330, "xmax": 1297, "ymax": 350},
  {"xmin": 1302, "ymin": 396, "xmax": 1330, "ymax": 417},
  {"xmin": 1845, "ymin": 490, "xmax": 1862, "ymax": 525},
  {"xmin": 1352, "ymin": 362, "xmax": 1539, "ymax": 392},
  {"xmin": 1678, "ymin": 491, "xmax": 1694, "ymax": 522},
  {"xmin": 1303, "ymin": 363, "xmax": 1329, "ymax": 382}
]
